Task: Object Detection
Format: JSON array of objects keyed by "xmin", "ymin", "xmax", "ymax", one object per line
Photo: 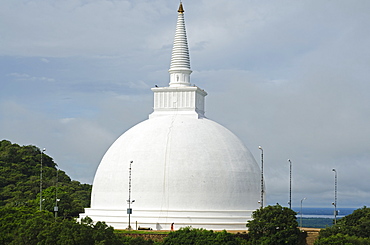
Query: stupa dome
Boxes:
[
  {"xmin": 93, "ymin": 115, "xmax": 260, "ymax": 208},
  {"xmin": 80, "ymin": 2, "xmax": 261, "ymax": 230},
  {"xmin": 85, "ymin": 116, "xmax": 260, "ymax": 230}
]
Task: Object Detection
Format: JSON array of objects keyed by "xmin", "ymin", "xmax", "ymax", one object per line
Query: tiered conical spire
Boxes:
[
  {"xmin": 169, "ymin": 2, "xmax": 192, "ymax": 87},
  {"xmin": 150, "ymin": 2, "xmax": 207, "ymax": 119}
]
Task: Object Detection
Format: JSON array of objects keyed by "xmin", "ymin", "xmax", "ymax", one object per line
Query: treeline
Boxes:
[
  {"xmin": 0, "ymin": 140, "xmax": 91, "ymax": 217},
  {"xmin": 0, "ymin": 204, "xmax": 303, "ymax": 245},
  {"xmin": 0, "ymin": 207, "xmax": 248, "ymax": 244},
  {"xmin": 0, "ymin": 207, "xmax": 153, "ymax": 245},
  {"xmin": 315, "ymin": 206, "xmax": 370, "ymax": 244}
]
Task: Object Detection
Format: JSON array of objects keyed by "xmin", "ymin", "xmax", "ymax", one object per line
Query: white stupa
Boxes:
[{"xmin": 80, "ymin": 3, "xmax": 261, "ymax": 230}]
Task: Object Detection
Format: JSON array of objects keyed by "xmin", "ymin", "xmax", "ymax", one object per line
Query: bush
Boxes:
[
  {"xmin": 0, "ymin": 207, "xmax": 126, "ymax": 245},
  {"xmin": 315, "ymin": 233, "xmax": 370, "ymax": 245},
  {"xmin": 316, "ymin": 206, "xmax": 370, "ymax": 244},
  {"xmin": 246, "ymin": 204, "xmax": 302, "ymax": 245},
  {"xmin": 162, "ymin": 227, "xmax": 245, "ymax": 245}
]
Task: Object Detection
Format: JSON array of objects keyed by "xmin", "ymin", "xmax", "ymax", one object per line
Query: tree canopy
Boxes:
[
  {"xmin": 315, "ymin": 206, "xmax": 370, "ymax": 244},
  {"xmin": 0, "ymin": 207, "xmax": 153, "ymax": 245},
  {"xmin": 0, "ymin": 139, "xmax": 91, "ymax": 217},
  {"xmin": 162, "ymin": 227, "xmax": 246, "ymax": 245},
  {"xmin": 246, "ymin": 204, "xmax": 303, "ymax": 245}
]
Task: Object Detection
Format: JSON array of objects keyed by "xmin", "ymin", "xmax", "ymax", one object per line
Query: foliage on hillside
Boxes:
[
  {"xmin": 0, "ymin": 139, "xmax": 91, "ymax": 217},
  {"xmin": 315, "ymin": 206, "xmax": 370, "ymax": 244},
  {"xmin": 246, "ymin": 204, "xmax": 304, "ymax": 245}
]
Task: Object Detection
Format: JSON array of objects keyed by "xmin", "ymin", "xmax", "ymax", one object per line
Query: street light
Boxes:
[
  {"xmin": 332, "ymin": 169, "xmax": 337, "ymax": 225},
  {"xmin": 127, "ymin": 161, "xmax": 135, "ymax": 230},
  {"xmin": 288, "ymin": 159, "xmax": 292, "ymax": 209},
  {"xmin": 54, "ymin": 167, "xmax": 59, "ymax": 221},
  {"xmin": 258, "ymin": 146, "xmax": 264, "ymax": 208},
  {"xmin": 39, "ymin": 148, "xmax": 46, "ymax": 211},
  {"xmin": 300, "ymin": 197, "xmax": 306, "ymax": 229}
]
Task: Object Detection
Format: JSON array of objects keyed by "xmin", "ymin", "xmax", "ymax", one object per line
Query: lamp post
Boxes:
[
  {"xmin": 288, "ymin": 159, "xmax": 292, "ymax": 209},
  {"xmin": 39, "ymin": 148, "xmax": 46, "ymax": 211},
  {"xmin": 54, "ymin": 167, "xmax": 59, "ymax": 221},
  {"xmin": 258, "ymin": 146, "xmax": 264, "ymax": 208},
  {"xmin": 300, "ymin": 197, "xmax": 306, "ymax": 229},
  {"xmin": 332, "ymin": 169, "xmax": 337, "ymax": 225},
  {"xmin": 127, "ymin": 161, "xmax": 135, "ymax": 230}
]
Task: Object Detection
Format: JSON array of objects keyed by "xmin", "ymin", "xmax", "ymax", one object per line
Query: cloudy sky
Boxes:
[{"xmin": 1, "ymin": 0, "xmax": 369, "ymax": 209}]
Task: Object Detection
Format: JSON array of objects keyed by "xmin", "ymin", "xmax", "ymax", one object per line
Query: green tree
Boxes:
[
  {"xmin": 118, "ymin": 236, "xmax": 155, "ymax": 245},
  {"xmin": 315, "ymin": 233, "xmax": 370, "ymax": 245},
  {"xmin": 162, "ymin": 227, "xmax": 245, "ymax": 245},
  {"xmin": 0, "ymin": 207, "xmax": 131, "ymax": 245},
  {"xmin": 316, "ymin": 206, "xmax": 370, "ymax": 244},
  {"xmin": 0, "ymin": 206, "xmax": 36, "ymax": 244},
  {"xmin": 11, "ymin": 211, "xmax": 54, "ymax": 245},
  {"xmin": 0, "ymin": 140, "xmax": 92, "ymax": 217},
  {"xmin": 246, "ymin": 204, "xmax": 302, "ymax": 245}
]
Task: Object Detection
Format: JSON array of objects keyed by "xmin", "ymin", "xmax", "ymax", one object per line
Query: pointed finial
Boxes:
[{"xmin": 178, "ymin": 2, "xmax": 184, "ymax": 13}]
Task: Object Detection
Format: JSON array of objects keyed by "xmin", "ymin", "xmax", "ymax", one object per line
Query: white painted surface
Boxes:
[
  {"xmin": 150, "ymin": 86, "xmax": 207, "ymax": 119},
  {"xmin": 80, "ymin": 116, "xmax": 261, "ymax": 230},
  {"xmin": 169, "ymin": 3, "xmax": 192, "ymax": 87}
]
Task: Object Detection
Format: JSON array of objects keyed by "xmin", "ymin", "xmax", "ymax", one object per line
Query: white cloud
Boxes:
[
  {"xmin": 41, "ymin": 58, "xmax": 50, "ymax": 63},
  {"xmin": 127, "ymin": 80, "xmax": 151, "ymax": 90},
  {"xmin": 7, "ymin": 73, "xmax": 55, "ymax": 82}
]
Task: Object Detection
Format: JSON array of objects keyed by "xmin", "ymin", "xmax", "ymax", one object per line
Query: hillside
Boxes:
[{"xmin": 0, "ymin": 140, "xmax": 91, "ymax": 217}]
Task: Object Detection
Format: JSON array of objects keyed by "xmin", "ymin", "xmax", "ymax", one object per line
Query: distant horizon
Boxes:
[{"xmin": 292, "ymin": 207, "xmax": 360, "ymax": 210}]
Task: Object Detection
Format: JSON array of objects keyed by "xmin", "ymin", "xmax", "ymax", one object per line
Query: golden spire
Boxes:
[{"xmin": 178, "ymin": 2, "xmax": 184, "ymax": 13}]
